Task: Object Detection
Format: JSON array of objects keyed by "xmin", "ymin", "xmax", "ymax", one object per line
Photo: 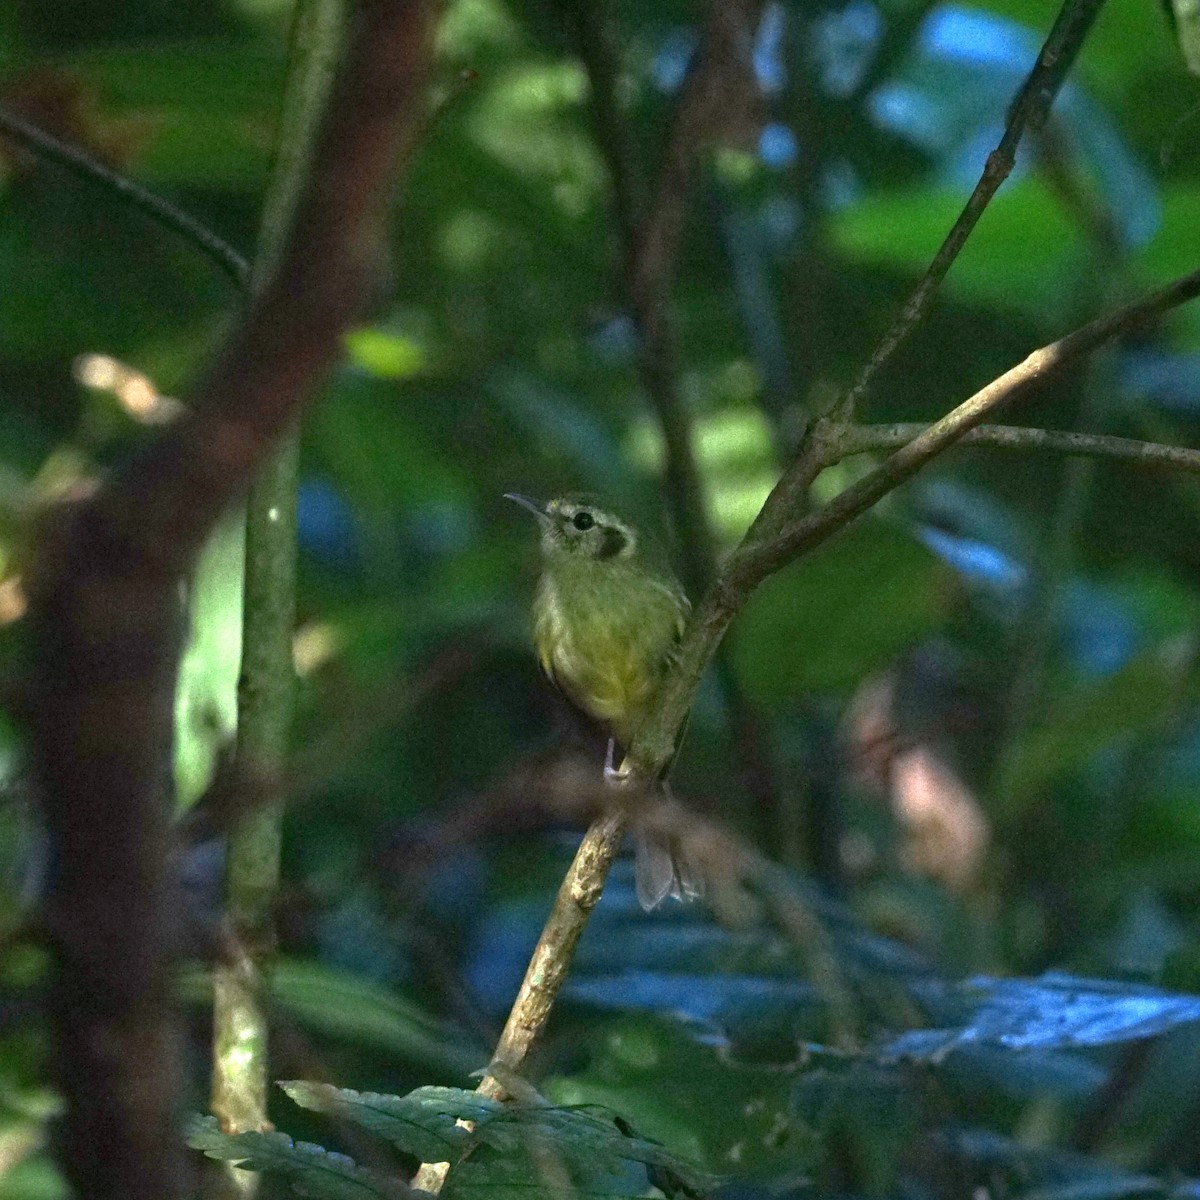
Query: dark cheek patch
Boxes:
[{"xmin": 597, "ymin": 525, "xmax": 627, "ymax": 560}]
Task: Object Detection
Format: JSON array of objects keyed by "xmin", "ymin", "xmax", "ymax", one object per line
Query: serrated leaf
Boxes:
[
  {"xmin": 280, "ymin": 1082, "xmax": 489, "ymax": 1164},
  {"xmin": 483, "ymin": 1101, "xmax": 718, "ymax": 1185},
  {"xmin": 186, "ymin": 1115, "xmax": 411, "ymax": 1200},
  {"xmin": 443, "ymin": 1156, "xmax": 640, "ymax": 1200},
  {"xmin": 279, "ymin": 1083, "xmax": 717, "ymax": 1197},
  {"xmin": 545, "ymin": 1018, "xmax": 802, "ymax": 1185}
]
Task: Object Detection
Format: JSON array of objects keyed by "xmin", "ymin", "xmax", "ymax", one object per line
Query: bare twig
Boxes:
[
  {"xmin": 410, "ymin": 808, "xmax": 628, "ymax": 1194},
  {"xmin": 0, "ymin": 105, "xmax": 251, "ymax": 290},
  {"xmin": 26, "ymin": 4, "xmax": 436, "ymax": 1198},
  {"xmin": 211, "ymin": 0, "xmax": 345, "ymax": 1185},
  {"xmin": 832, "ymin": 0, "xmax": 1107, "ymax": 423},
  {"xmin": 628, "ymin": 264, "xmax": 1200, "ymax": 779},
  {"xmin": 835, "ymin": 422, "xmax": 1200, "ymax": 476},
  {"xmin": 729, "ymin": 266, "xmax": 1200, "ymax": 597}
]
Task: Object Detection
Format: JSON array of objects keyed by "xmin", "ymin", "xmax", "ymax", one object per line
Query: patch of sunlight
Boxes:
[
  {"xmin": 438, "ymin": 0, "xmax": 523, "ymax": 57},
  {"xmin": 695, "ymin": 406, "xmax": 772, "ymax": 464},
  {"xmin": 624, "ymin": 401, "xmax": 777, "ymax": 544},
  {"xmin": 625, "ymin": 404, "xmax": 774, "ymax": 474},
  {"xmin": 344, "ymin": 328, "xmax": 425, "ymax": 380},
  {"xmin": 439, "ymin": 208, "xmax": 502, "ymax": 272},
  {"xmin": 700, "ymin": 400, "xmax": 772, "ymax": 470},
  {"xmin": 467, "ymin": 62, "xmax": 605, "ymax": 203},
  {"xmin": 293, "ymin": 621, "xmax": 345, "ymax": 678},
  {"xmin": 713, "ymin": 146, "xmax": 761, "ymax": 187},
  {"xmin": 709, "ymin": 474, "xmax": 775, "ymax": 542},
  {"xmin": 482, "ymin": 60, "xmax": 589, "ymax": 115},
  {"xmin": 811, "ymin": 455, "xmax": 884, "ymax": 506},
  {"xmin": 625, "ymin": 415, "xmax": 665, "ymax": 473}
]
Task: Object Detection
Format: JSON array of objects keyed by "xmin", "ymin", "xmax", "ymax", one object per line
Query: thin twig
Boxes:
[
  {"xmin": 730, "ymin": 266, "xmax": 1200, "ymax": 595},
  {"xmin": 835, "ymin": 422, "xmax": 1200, "ymax": 476},
  {"xmin": 410, "ymin": 808, "xmax": 628, "ymax": 1194},
  {"xmin": 26, "ymin": 5, "xmax": 437, "ymax": 1198},
  {"xmin": 832, "ymin": 0, "xmax": 1107, "ymax": 424},
  {"xmin": 626, "ymin": 263, "xmax": 1200, "ymax": 777},
  {"xmin": 210, "ymin": 0, "xmax": 345, "ymax": 1186},
  {"xmin": 584, "ymin": 0, "xmax": 766, "ymax": 597},
  {"xmin": 0, "ymin": 105, "xmax": 251, "ymax": 290}
]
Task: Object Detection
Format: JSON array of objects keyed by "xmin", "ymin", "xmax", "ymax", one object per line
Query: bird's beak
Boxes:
[{"xmin": 503, "ymin": 493, "xmax": 549, "ymax": 523}]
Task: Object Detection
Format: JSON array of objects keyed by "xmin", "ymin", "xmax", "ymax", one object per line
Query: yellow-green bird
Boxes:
[{"xmin": 505, "ymin": 493, "xmax": 699, "ymax": 909}]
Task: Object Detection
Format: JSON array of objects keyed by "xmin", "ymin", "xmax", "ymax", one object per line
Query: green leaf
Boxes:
[
  {"xmin": 179, "ymin": 959, "xmax": 482, "ymax": 1077},
  {"xmin": 280, "ymin": 1082, "xmax": 486, "ymax": 1165},
  {"xmin": 185, "ymin": 1115, "xmax": 411, "ymax": 1200},
  {"xmin": 1001, "ymin": 655, "xmax": 1180, "ymax": 807},
  {"xmin": 544, "ymin": 1018, "xmax": 804, "ymax": 1185},
  {"xmin": 475, "ymin": 1099, "xmax": 718, "ymax": 1185},
  {"xmin": 269, "ymin": 962, "xmax": 482, "ymax": 1075},
  {"xmin": 174, "ymin": 510, "xmax": 243, "ymax": 810},
  {"xmin": 733, "ymin": 520, "xmax": 941, "ymax": 697},
  {"xmin": 59, "ymin": 42, "xmax": 285, "ymax": 187},
  {"xmin": 829, "ymin": 179, "xmax": 1085, "ymax": 320},
  {"xmin": 344, "ymin": 329, "xmax": 426, "ymax": 380},
  {"xmin": 279, "ymin": 1081, "xmax": 718, "ymax": 1197}
]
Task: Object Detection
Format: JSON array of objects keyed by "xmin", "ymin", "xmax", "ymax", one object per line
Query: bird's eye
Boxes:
[{"xmin": 572, "ymin": 511, "xmax": 594, "ymax": 531}]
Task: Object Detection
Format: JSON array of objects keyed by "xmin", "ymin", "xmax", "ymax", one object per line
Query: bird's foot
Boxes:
[{"xmin": 603, "ymin": 738, "xmax": 630, "ymax": 786}]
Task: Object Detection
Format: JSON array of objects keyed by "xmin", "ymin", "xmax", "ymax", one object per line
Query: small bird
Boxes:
[{"xmin": 505, "ymin": 493, "xmax": 699, "ymax": 909}]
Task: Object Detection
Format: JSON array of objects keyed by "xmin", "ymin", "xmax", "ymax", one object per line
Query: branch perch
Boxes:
[
  {"xmin": 26, "ymin": 4, "xmax": 436, "ymax": 1198},
  {"xmin": 568, "ymin": 0, "xmax": 785, "ymax": 840},
  {"xmin": 211, "ymin": 0, "xmax": 345, "ymax": 1184},
  {"xmin": 0, "ymin": 105, "xmax": 251, "ymax": 290},
  {"xmin": 836, "ymin": 422, "xmax": 1200, "ymax": 476},
  {"xmin": 636, "ymin": 263, "xmax": 1200, "ymax": 777}
]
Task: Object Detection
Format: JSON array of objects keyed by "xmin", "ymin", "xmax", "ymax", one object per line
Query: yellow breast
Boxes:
[{"xmin": 532, "ymin": 568, "xmax": 681, "ymax": 747}]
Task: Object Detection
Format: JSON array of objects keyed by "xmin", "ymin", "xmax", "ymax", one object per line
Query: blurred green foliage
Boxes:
[{"xmin": 4, "ymin": 0, "xmax": 1200, "ymax": 1195}]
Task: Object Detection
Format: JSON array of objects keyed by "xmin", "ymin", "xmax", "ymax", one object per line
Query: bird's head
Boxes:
[{"xmin": 504, "ymin": 493, "xmax": 637, "ymax": 562}]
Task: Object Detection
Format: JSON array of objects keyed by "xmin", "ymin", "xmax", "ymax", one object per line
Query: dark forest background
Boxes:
[{"xmin": 4, "ymin": 0, "xmax": 1200, "ymax": 1196}]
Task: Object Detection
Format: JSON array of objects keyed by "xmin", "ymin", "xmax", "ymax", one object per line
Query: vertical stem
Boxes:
[{"xmin": 209, "ymin": 0, "xmax": 344, "ymax": 1180}]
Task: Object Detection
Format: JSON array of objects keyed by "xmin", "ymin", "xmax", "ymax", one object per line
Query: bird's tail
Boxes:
[{"xmin": 633, "ymin": 829, "xmax": 703, "ymax": 911}]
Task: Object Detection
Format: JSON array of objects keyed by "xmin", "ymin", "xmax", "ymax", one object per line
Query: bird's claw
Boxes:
[{"xmin": 603, "ymin": 739, "xmax": 630, "ymax": 786}]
